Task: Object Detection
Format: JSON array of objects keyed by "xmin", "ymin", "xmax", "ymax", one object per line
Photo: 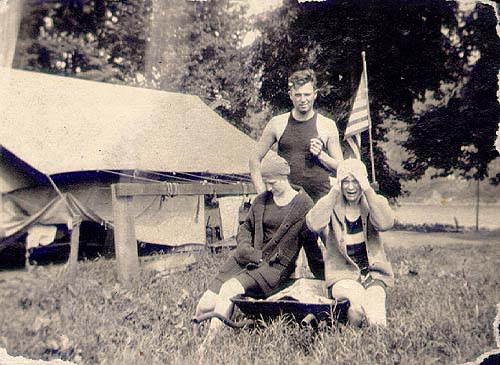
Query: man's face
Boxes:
[
  {"xmin": 263, "ymin": 177, "xmax": 288, "ymax": 196},
  {"xmin": 341, "ymin": 174, "xmax": 362, "ymax": 203},
  {"xmin": 289, "ymin": 82, "xmax": 317, "ymax": 115}
]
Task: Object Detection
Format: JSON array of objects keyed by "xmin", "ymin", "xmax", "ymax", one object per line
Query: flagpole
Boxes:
[{"xmin": 361, "ymin": 51, "xmax": 377, "ymax": 185}]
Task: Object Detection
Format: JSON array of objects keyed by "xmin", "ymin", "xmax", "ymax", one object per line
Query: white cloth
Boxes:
[
  {"xmin": 134, "ymin": 195, "xmax": 205, "ymax": 246},
  {"xmin": 218, "ymin": 196, "xmax": 251, "ymax": 239},
  {"xmin": 26, "ymin": 225, "xmax": 57, "ymax": 249},
  {"xmin": 267, "ymin": 278, "xmax": 332, "ymax": 304},
  {"xmin": 0, "ymin": 348, "xmax": 76, "ymax": 365}
]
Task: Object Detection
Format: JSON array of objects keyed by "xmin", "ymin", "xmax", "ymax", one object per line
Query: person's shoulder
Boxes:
[
  {"xmin": 268, "ymin": 112, "xmax": 290, "ymax": 124},
  {"xmin": 295, "ymin": 189, "xmax": 314, "ymax": 208},
  {"xmin": 316, "ymin": 112, "xmax": 335, "ymax": 123},
  {"xmin": 316, "ymin": 113, "xmax": 339, "ymax": 132},
  {"xmin": 254, "ymin": 191, "xmax": 271, "ymax": 205}
]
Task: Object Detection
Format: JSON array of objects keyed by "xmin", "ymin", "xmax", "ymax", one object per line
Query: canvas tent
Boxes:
[
  {"xmin": 0, "ymin": 146, "xmax": 42, "ymax": 196},
  {"xmin": 0, "ymin": 68, "xmax": 256, "ymax": 176},
  {"xmin": 2, "ymin": 183, "xmax": 209, "ymax": 251},
  {"xmin": 0, "ymin": 68, "xmax": 256, "ymax": 255}
]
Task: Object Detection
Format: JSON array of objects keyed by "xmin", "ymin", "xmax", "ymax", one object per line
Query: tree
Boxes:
[
  {"xmin": 15, "ymin": 0, "xmax": 151, "ymax": 82},
  {"xmin": 403, "ymin": 3, "xmax": 500, "ymax": 183},
  {"xmin": 145, "ymin": 0, "xmax": 254, "ymax": 131},
  {"xmin": 16, "ymin": 0, "xmax": 255, "ymax": 133}
]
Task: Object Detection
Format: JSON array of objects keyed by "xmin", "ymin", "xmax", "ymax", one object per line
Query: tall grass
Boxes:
[{"xmin": 0, "ymin": 241, "xmax": 498, "ymax": 365}]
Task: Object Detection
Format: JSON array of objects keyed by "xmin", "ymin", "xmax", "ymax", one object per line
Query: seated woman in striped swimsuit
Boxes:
[{"xmin": 306, "ymin": 158, "xmax": 395, "ymax": 326}]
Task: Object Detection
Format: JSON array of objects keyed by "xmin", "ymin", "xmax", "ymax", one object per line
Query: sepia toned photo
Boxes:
[{"xmin": 0, "ymin": 0, "xmax": 499, "ymax": 364}]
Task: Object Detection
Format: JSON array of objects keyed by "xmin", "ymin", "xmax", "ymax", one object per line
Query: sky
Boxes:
[
  {"xmin": 237, "ymin": 0, "xmax": 283, "ymax": 46},
  {"xmin": 241, "ymin": 0, "xmax": 283, "ymax": 17}
]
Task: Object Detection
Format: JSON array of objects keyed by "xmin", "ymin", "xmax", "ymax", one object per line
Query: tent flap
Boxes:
[{"xmin": 2, "ymin": 185, "xmax": 209, "ymax": 247}]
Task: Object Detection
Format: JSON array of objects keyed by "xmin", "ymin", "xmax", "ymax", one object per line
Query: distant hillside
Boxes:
[
  {"xmin": 379, "ymin": 121, "xmax": 500, "ymax": 205},
  {"xmin": 400, "ymin": 173, "xmax": 500, "ymax": 205}
]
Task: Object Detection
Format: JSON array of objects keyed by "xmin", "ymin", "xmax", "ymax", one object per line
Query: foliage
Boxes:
[
  {"xmin": 0, "ymin": 240, "xmax": 498, "ymax": 364},
  {"xmin": 15, "ymin": 0, "xmax": 255, "ymax": 133},
  {"xmin": 403, "ymin": 3, "xmax": 500, "ymax": 182},
  {"xmin": 143, "ymin": 0, "xmax": 254, "ymax": 131},
  {"xmin": 13, "ymin": 0, "xmax": 500, "ymax": 195},
  {"xmin": 16, "ymin": 0, "xmax": 151, "ymax": 82},
  {"xmin": 251, "ymin": 0, "xmax": 500, "ymax": 197}
]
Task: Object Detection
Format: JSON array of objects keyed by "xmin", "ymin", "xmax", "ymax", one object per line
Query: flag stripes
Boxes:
[
  {"xmin": 351, "ymin": 105, "xmax": 367, "ymax": 114},
  {"xmin": 346, "ymin": 122, "xmax": 369, "ymax": 137},
  {"xmin": 342, "ymin": 51, "xmax": 377, "ymax": 184},
  {"xmin": 346, "ymin": 135, "xmax": 362, "ymax": 159},
  {"xmin": 348, "ymin": 114, "xmax": 369, "ymax": 125},
  {"xmin": 344, "ymin": 68, "xmax": 370, "ymax": 141}
]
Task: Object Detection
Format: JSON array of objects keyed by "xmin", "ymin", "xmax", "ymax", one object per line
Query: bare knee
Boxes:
[
  {"xmin": 330, "ymin": 279, "xmax": 365, "ymax": 304},
  {"xmin": 347, "ymin": 304, "xmax": 365, "ymax": 327},
  {"xmin": 195, "ymin": 290, "xmax": 217, "ymax": 317},
  {"xmin": 330, "ymin": 280, "xmax": 366, "ymax": 326},
  {"xmin": 218, "ymin": 278, "xmax": 245, "ymax": 301}
]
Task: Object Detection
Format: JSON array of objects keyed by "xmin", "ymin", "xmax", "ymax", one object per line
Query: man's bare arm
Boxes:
[
  {"xmin": 312, "ymin": 123, "xmax": 343, "ymax": 171},
  {"xmin": 249, "ymin": 122, "xmax": 277, "ymax": 194}
]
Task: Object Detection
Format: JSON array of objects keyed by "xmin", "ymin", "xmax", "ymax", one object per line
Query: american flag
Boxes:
[{"xmin": 344, "ymin": 67, "xmax": 370, "ymax": 159}]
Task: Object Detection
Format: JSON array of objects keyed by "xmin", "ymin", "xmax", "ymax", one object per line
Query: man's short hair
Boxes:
[{"xmin": 288, "ymin": 69, "xmax": 317, "ymax": 90}]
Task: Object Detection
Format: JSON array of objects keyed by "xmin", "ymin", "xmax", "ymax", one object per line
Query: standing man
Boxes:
[
  {"xmin": 249, "ymin": 69, "xmax": 343, "ymax": 277},
  {"xmin": 249, "ymin": 69, "xmax": 343, "ymax": 203}
]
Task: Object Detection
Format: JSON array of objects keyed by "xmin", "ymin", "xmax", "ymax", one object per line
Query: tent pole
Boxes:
[
  {"xmin": 0, "ymin": 193, "xmax": 4, "ymax": 239},
  {"xmin": 67, "ymin": 215, "xmax": 82, "ymax": 279},
  {"xmin": 45, "ymin": 174, "xmax": 78, "ymax": 216},
  {"xmin": 475, "ymin": 179, "xmax": 480, "ymax": 232},
  {"xmin": 46, "ymin": 174, "xmax": 65, "ymax": 198}
]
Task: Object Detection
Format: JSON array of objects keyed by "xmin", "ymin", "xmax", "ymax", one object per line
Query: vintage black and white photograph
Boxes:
[{"xmin": 0, "ymin": 0, "xmax": 499, "ymax": 364}]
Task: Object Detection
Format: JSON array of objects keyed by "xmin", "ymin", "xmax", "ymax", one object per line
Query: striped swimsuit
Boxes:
[{"xmin": 344, "ymin": 216, "xmax": 369, "ymax": 276}]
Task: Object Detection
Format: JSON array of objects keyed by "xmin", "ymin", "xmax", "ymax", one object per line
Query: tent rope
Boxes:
[
  {"xmin": 106, "ymin": 169, "xmax": 250, "ymax": 185},
  {"xmin": 102, "ymin": 170, "xmax": 250, "ymax": 198},
  {"xmin": 174, "ymin": 171, "xmax": 233, "ymax": 184},
  {"xmin": 161, "ymin": 181, "xmax": 179, "ymax": 197},
  {"xmin": 101, "ymin": 170, "xmax": 163, "ymax": 183},
  {"xmin": 45, "ymin": 174, "xmax": 78, "ymax": 217},
  {"xmin": 228, "ymin": 173, "xmax": 252, "ymax": 182},
  {"xmin": 140, "ymin": 170, "xmax": 196, "ymax": 183},
  {"xmin": 144, "ymin": 169, "xmax": 230, "ymax": 184}
]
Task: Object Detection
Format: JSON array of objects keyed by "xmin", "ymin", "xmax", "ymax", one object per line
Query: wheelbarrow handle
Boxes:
[
  {"xmin": 301, "ymin": 313, "xmax": 318, "ymax": 327},
  {"xmin": 191, "ymin": 312, "xmax": 255, "ymax": 329}
]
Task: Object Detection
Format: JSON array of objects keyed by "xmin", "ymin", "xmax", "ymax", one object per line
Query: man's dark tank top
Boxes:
[{"xmin": 277, "ymin": 112, "xmax": 330, "ymax": 202}]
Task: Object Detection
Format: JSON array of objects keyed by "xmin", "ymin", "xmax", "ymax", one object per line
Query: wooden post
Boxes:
[
  {"xmin": 0, "ymin": 192, "xmax": 5, "ymax": 239},
  {"xmin": 67, "ymin": 215, "xmax": 82, "ymax": 279},
  {"xmin": 25, "ymin": 245, "xmax": 31, "ymax": 272},
  {"xmin": 111, "ymin": 184, "xmax": 139, "ymax": 286},
  {"xmin": 475, "ymin": 179, "xmax": 480, "ymax": 232}
]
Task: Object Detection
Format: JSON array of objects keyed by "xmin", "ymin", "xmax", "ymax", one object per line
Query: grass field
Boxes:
[{"xmin": 0, "ymin": 233, "xmax": 498, "ymax": 365}]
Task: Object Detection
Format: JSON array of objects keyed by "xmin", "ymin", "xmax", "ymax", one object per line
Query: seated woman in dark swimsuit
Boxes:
[{"xmin": 195, "ymin": 156, "xmax": 320, "ymax": 338}]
